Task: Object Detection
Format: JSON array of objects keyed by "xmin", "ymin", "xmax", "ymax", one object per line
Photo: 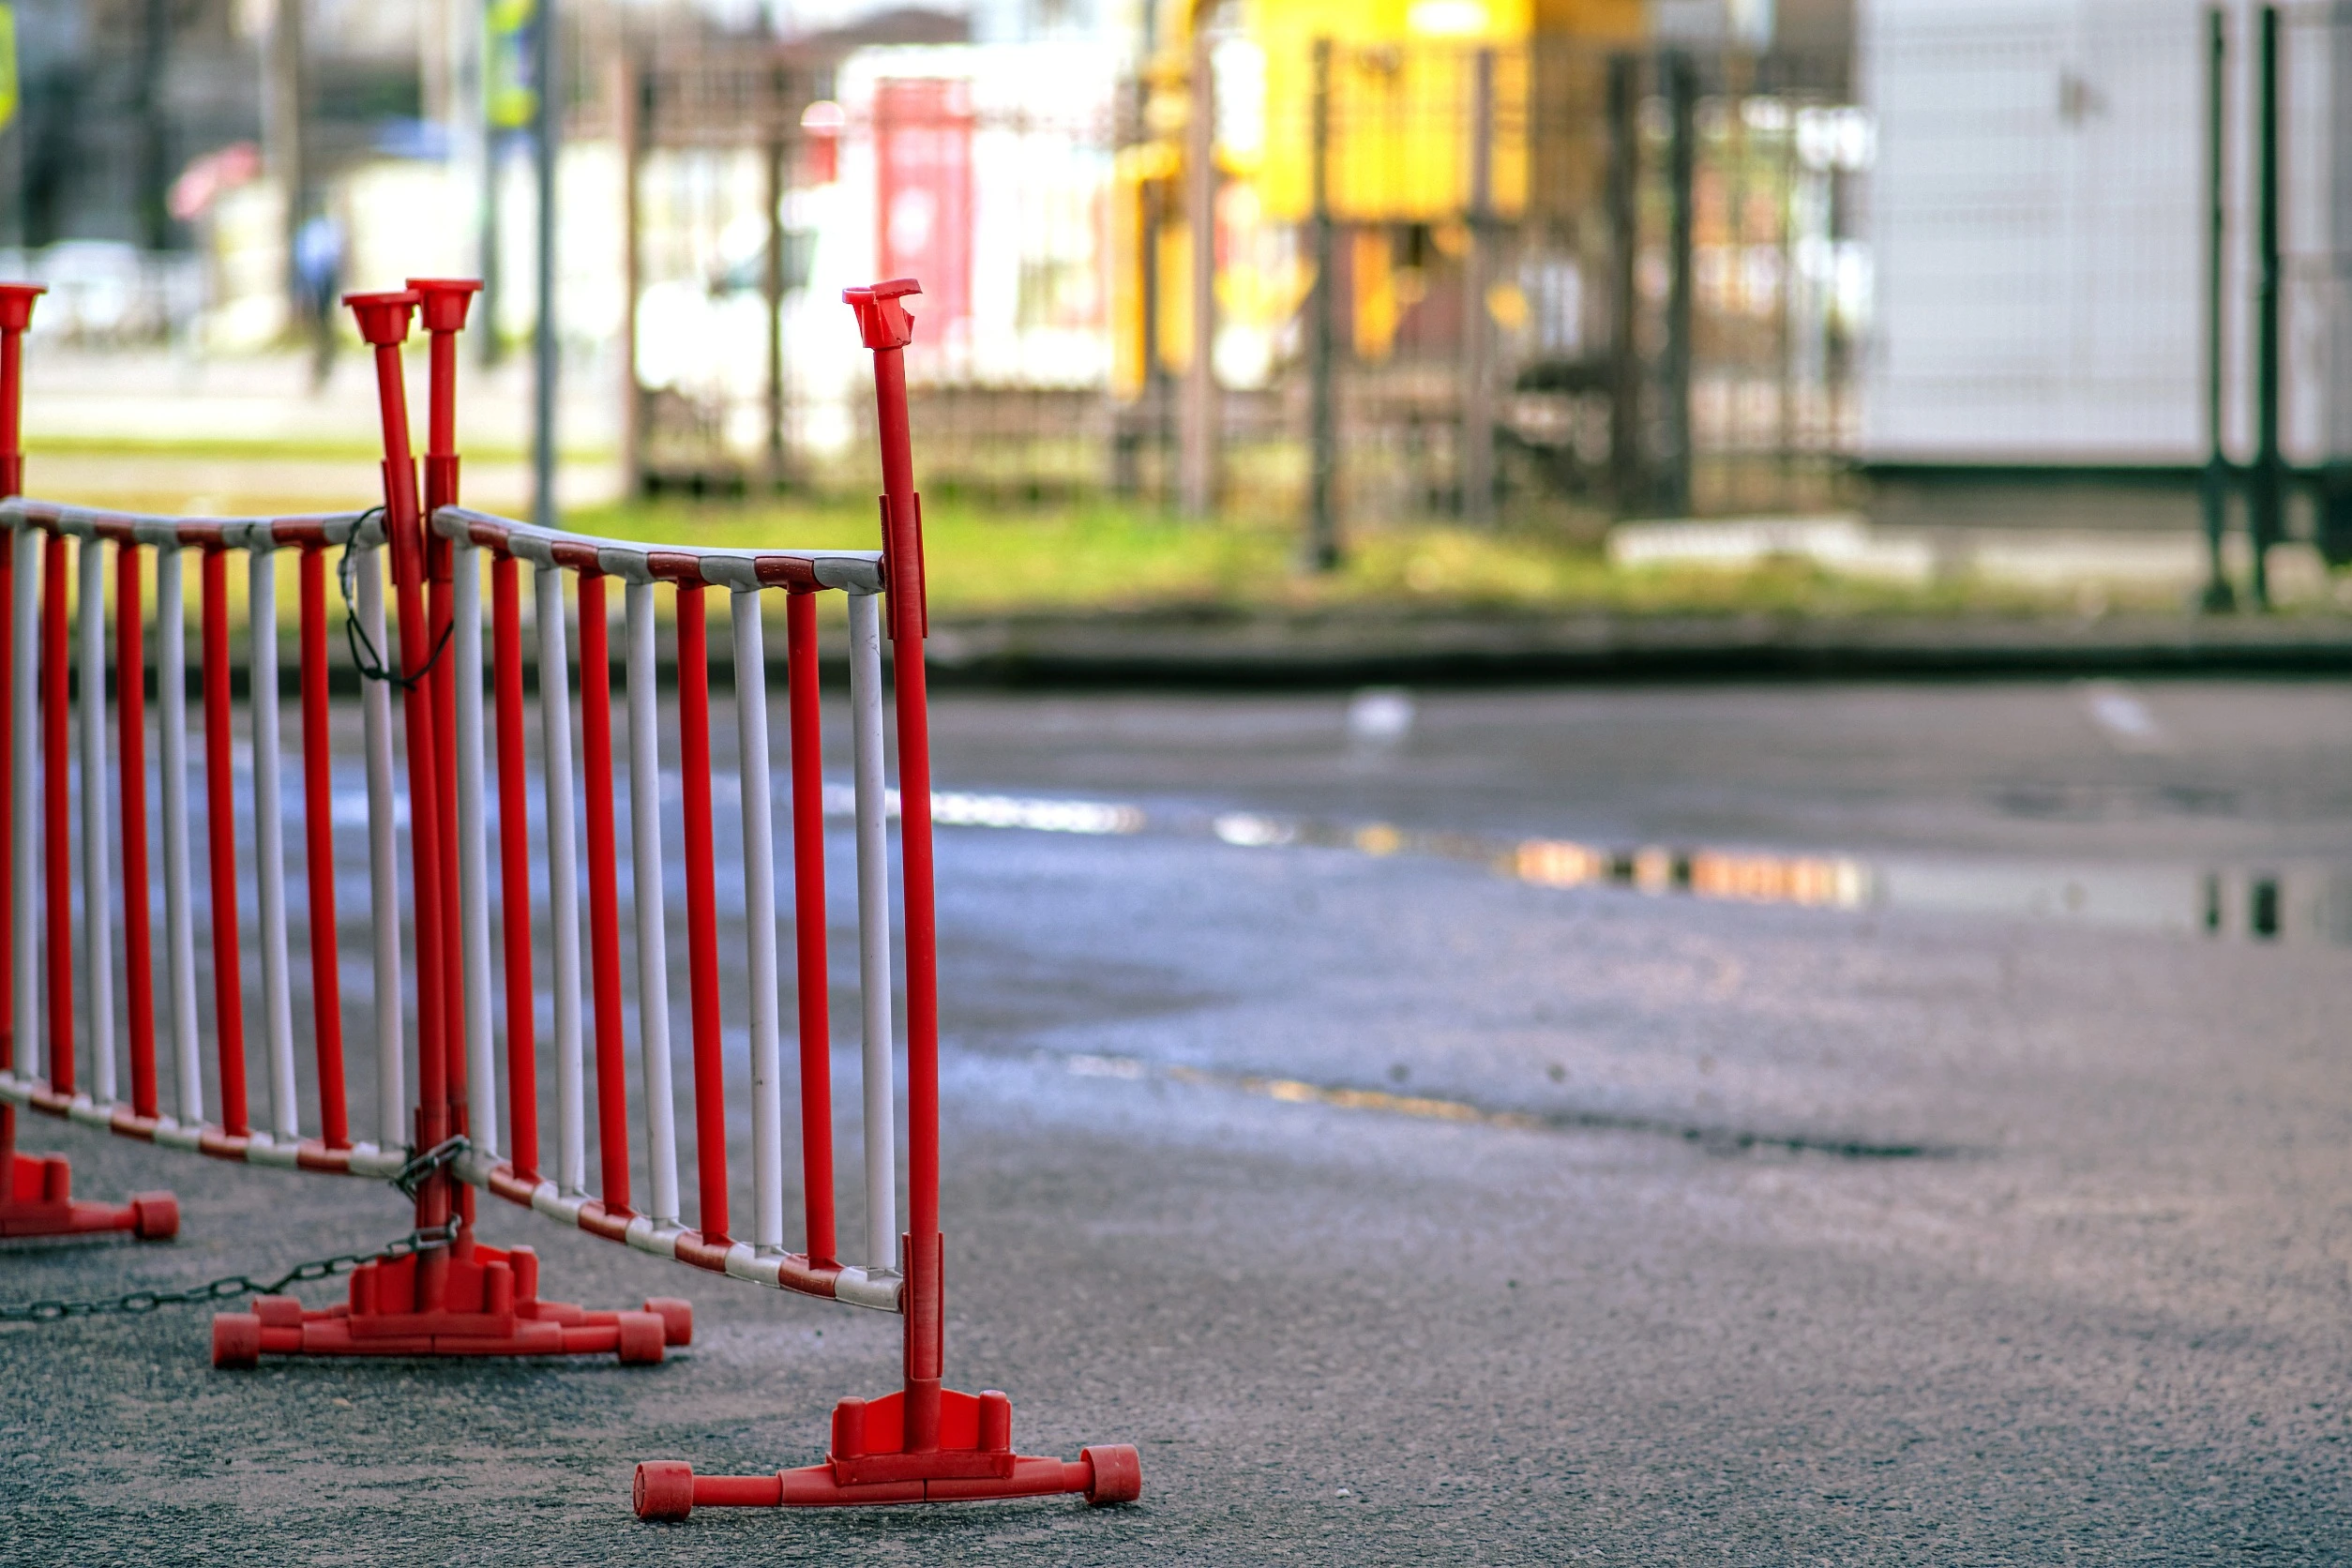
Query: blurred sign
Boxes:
[
  {"xmin": 0, "ymin": 6, "xmax": 18, "ymax": 132},
  {"xmin": 486, "ymin": 0, "xmax": 539, "ymax": 131},
  {"xmin": 874, "ymin": 78, "xmax": 973, "ymax": 344}
]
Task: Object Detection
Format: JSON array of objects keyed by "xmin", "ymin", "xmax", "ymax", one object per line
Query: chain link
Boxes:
[
  {"xmin": 389, "ymin": 1135, "xmax": 471, "ymax": 1200},
  {"xmin": 0, "ymin": 1219, "xmax": 464, "ymax": 1323}
]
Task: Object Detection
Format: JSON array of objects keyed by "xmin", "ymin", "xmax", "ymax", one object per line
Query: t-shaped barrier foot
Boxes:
[
  {"xmin": 211, "ymin": 1239, "xmax": 689, "ymax": 1365},
  {"xmin": 632, "ymin": 1389, "xmax": 1141, "ymax": 1515},
  {"xmin": 0, "ymin": 1151, "xmax": 176, "ymax": 1243}
]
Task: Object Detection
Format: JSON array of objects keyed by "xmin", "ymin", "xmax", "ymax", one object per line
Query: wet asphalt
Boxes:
[{"xmin": 3, "ymin": 677, "xmax": 2349, "ymax": 1564}]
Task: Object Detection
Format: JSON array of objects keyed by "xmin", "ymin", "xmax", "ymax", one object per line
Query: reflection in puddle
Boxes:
[{"xmin": 865, "ymin": 783, "xmax": 2337, "ymax": 947}]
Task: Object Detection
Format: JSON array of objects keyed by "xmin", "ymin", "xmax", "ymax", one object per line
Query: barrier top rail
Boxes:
[{"xmin": 428, "ymin": 505, "xmax": 883, "ymax": 594}]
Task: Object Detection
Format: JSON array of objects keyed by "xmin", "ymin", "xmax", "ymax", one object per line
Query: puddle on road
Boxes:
[
  {"xmin": 879, "ymin": 782, "xmax": 2340, "ymax": 946},
  {"xmin": 1036, "ymin": 1047, "xmax": 1958, "ymax": 1160}
]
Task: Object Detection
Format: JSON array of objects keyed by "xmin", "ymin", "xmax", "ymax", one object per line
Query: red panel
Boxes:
[{"xmin": 874, "ymin": 79, "xmax": 974, "ymax": 354}]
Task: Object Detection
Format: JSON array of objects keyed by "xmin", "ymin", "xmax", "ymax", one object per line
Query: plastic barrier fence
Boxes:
[{"xmin": 0, "ymin": 275, "xmax": 1138, "ymax": 1515}]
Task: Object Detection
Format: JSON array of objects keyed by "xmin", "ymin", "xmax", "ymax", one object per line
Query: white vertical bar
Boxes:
[
  {"xmin": 452, "ymin": 541, "xmax": 497, "ymax": 1161},
  {"xmin": 626, "ymin": 579, "xmax": 680, "ymax": 1227},
  {"xmin": 156, "ymin": 546, "xmax": 200, "ymax": 1125},
  {"xmin": 536, "ymin": 563, "xmax": 585, "ymax": 1194},
  {"xmin": 847, "ymin": 590, "xmax": 897, "ymax": 1271},
  {"xmin": 249, "ymin": 544, "xmax": 297, "ymax": 1142},
  {"xmin": 731, "ymin": 588, "xmax": 785, "ymax": 1253},
  {"xmin": 11, "ymin": 526, "xmax": 37, "ymax": 1082},
  {"xmin": 76, "ymin": 535, "xmax": 114, "ymax": 1106},
  {"xmin": 354, "ymin": 543, "xmax": 402, "ymax": 1150}
]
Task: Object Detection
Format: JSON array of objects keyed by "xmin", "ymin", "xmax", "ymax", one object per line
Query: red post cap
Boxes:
[
  {"xmin": 343, "ymin": 289, "xmax": 421, "ymax": 346},
  {"xmin": 406, "ymin": 278, "xmax": 483, "ymax": 334},
  {"xmin": 0, "ymin": 283, "xmax": 46, "ymax": 334},
  {"xmin": 843, "ymin": 279, "xmax": 921, "ymax": 350}
]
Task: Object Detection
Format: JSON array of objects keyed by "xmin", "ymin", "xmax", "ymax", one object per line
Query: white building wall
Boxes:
[{"xmin": 1860, "ymin": 0, "xmax": 2345, "ymax": 468}]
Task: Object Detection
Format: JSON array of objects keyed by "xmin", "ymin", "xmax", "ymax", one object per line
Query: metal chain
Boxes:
[
  {"xmin": 0, "ymin": 1219, "xmax": 464, "ymax": 1324},
  {"xmin": 335, "ymin": 509, "xmax": 456, "ymax": 692},
  {"xmin": 389, "ymin": 1135, "xmax": 471, "ymax": 1200}
]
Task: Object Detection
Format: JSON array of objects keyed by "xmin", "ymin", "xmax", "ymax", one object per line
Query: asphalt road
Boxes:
[{"xmin": 3, "ymin": 678, "xmax": 2348, "ymax": 1563}]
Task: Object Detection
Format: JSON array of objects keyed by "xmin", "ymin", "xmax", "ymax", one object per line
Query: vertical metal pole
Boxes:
[
  {"xmin": 156, "ymin": 546, "xmax": 201, "ymax": 1129},
  {"xmin": 1661, "ymin": 50, "xmax": 1696, "ymax": 519},
  {"xmin": 532, "ymin": 0, "xmax": 561, "ymax": 530},
  {"xmin": 296, "ymin": 545, "xmax": 348, "ymax": 1147},
  {"xmin": 453, "ymin": 540, "xmax": 496, "ymax": 1160},
  {"xmin": 117, "ymin": 542, "xmax": 156, "ymax": 1122},
  {"xmin": 1461, "ymin": 46, "xmax": 1498, "ymax": 525},
  {"xmin": 1306, "ymin": 38, "xmax": 1340, "ymax": 571},
  {"xmin": 535, "ymin": 563, "xmax": 584, "ymax": 1195},
  {"xmin": 249, "ymin": 546, "xmax": 299, "ymax": 1143},
  {"xmin": 1178, "ymin": 26, "xmax": 1219, "ymax": 519},
  {"xmin": 1606, "ymin": 53, "xmax": 1642, "ymax": 512},
  {"xmin": 845, "ymin": 590, "xmax": 896, "ymax": 1272},
  {"xmin": 2250, "ymin": 4, "xmax": 2281, "ymax": 610},
  {"xmin": 492, "ymin": 554, "xmax": 536, "ymax": 1179},
  {"xmin": 8, "ymin": 526, "xmax": 32, "ymax": 1090},
  {"xmin": 626, "ymin": 578, "xmax": 680, "ymax": 1229},
  {"xmin": 676, "ymin": 581, "xmax": 729, "ymax": 1244},
  {"xmin": 355, "ymin": 540, "xmax": 402, "ymax": 1151},
  {"xmin": 76, "ymin": 533, "xmax": 114, "ymax": 1108},
  {"xmin": 843, "ymin": 279, "xmax": 940, "ymax": 1451},
  {"xmin": 732, "ymin": 587, "xmax": 786, "ymax": 1254},
  {"xmin": 785, "ymin": 588, "xmax": 835, "ymax": 1267},
  {"xmin": 2201, "ymin": 8, "xmax": 2235, "ymax": 611}
]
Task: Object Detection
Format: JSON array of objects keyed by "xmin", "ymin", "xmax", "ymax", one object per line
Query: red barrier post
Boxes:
[
  {"xmin": 629, "ymin": 279, "xmax": 1139, "ymax": 1515},
  {"xmin": 0, "ymin": 287, "xmax": 23, "ymax": 1173},
  {"xmin": 297, "ymin": 543, "xmax": 349, "ymax": 1149},
  {"xmin": 676, "ymin": 582, "xmax": 730, "ymax": 1251},
  {"xmin": 116, "ymin": 542, "xmax": 157, "ymax": 1124},
  {"xmin": 39, "ymin": 529, "xmax": 69, "ymax": 1101},
  {"xmin": 0, "ymin": 285, "xmax": 28, "ymax": 1177},
  {"xmin": 209, "ymin": 287, "xmax": 684, "ymax": 1367},
  {"xmin": 0, "ymin": 281, "xmax": 172, "ymax": 1238},
  {"xmin": 845, "ymin": 279, "xmax": 943, "ymax": 1451},
  {"xmin": 577, "ymin": 571, "xmax": 634, "ymax": 1226},
  {"xmin": 198, "ymin": 544, "xmax": 248, "ymax": 1138},
  {"xmin": 491, "ymin": 552, "xmax": 536, "ymax": 1181},
  {"xmin": 785, "ymin": 588, "xmax": 835, "ymax": 1266},
  {"xmin": 411, "ymin": 279, "xmax": 476, "ymax": 1225},
  {"xmin": 345, "ymin": 291, "xmax": 450, "ymax": 1296}
]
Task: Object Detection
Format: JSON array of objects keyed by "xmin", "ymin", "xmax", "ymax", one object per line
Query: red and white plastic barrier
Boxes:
[{"xmin": 0, "ymin": 274, "xmax": 1138, "ymax": 1512}]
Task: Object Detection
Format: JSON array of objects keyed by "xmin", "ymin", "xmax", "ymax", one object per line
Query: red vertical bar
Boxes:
[
  {"xmin": 117, "ymin": 542, "xmax": 157, "ymax": 1121},
  {"xmin": 578, "ymin": 571, "xmax": 632, "ymax": 1215},
  {"xmin": 844, "ymin": 279, "xmax": 939, "ymax": 1450},
  {"xmin": 0, "ymin": 284, "xmax": 36, "ymax": 1166},
  {"xmin": 677, "ymin": 583, "xmax": 729, "ymax": 1245},
  {"xmin": 492, "ymin": 552, "xmax": 537, "ymax": 1181},
  {"xmin": 347, "ymin": 290, "xmax": 452, "ymax": 1307},
  {"xmin": 298, "ymin": 544, "xmax": 348, "ymax": 1149},
  {"xmin": 0, "ymin": 535, "xmax": 11, "ymax": 1136},
  {"xmin": 430, "ymin": 569, "xmax": 465, "ymax": 1154},
  {"xmin": 200, "ymin": 546, "xmax": 246, "ymax": 1135},
  {"xmin": 785, "ymin": 589, "xmax": 835, "ymax": 1266},
  {"xmin": 411, "ymin": 278, "xmax": 481, "ymax": 1235},
  {"xmin": 40, "ymin": 530, "xmax": 70, "ymax": 1098}
]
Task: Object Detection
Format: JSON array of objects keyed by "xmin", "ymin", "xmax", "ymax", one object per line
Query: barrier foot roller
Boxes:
[
  {"xmin": 210, "ymin": 1240, "xmax": 690, "ymax": 1366},
  {"xmin": 633, "ymin": 1388, "xmax": 1142, "ymax": 1517},
  {"xmin": 0, "ymin": 1152, "xmax": 177, "ymax": 1243}
]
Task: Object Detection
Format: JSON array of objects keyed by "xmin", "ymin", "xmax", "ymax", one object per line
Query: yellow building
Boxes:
[{"xmin": 1112, "ymin": 0, "xmax": 1644, "ymax": 397}]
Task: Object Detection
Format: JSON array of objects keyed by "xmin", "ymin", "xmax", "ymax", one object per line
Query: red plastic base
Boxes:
[
  {"xmin": 0, "ymin": 1152, "xmax": 176, "ymax": 1242},
  {"xmin": 209, "ymin": 1239, "xmax": 689, "ymax": 1366},
  {"xmin": 632, "ymin": 1387, "xmax": 1141, "ymax": 1517}
]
